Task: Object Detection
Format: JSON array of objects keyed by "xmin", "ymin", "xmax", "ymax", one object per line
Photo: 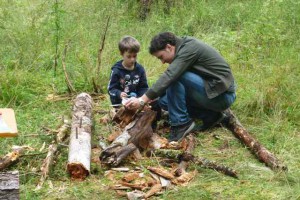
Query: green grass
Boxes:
[{"xmin": 1, "ymin": 0, "xmax": 300, "ymax": 199}]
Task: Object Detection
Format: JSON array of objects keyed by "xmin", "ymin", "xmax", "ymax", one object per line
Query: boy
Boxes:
[{"xmin": 108, "ymin": 36, "xmax": 149, "ymax": 107}]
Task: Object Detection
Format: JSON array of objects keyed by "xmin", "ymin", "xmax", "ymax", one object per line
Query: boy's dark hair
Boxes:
[
  {"xmin": 119, "ymin": 36, "xmax": 140, "ymax": 54},
  {"xmin": 149, "ymin": 32, "xmax": 177, "ymax": 54}
]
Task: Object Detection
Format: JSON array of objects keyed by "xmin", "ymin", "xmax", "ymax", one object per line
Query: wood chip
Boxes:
[
  {"xmin": 159, "ymin": 176, "xmax": 171, "ymax": 188},
  {"xmin": 104, "ymin": 170, "xmax": 116, "ymax": 181},
  {"xmin": 122, "ymin": 172, "xmax": 140, "ymax": 182},
  {"xmin": 144, "ymin": 183, "xmax": 162, "ymax": 198},
  {"xmin": 110, "ymin": 184, "xmax": 131, "ymax": 190},
  {"xmin": 147, "ymin": 167, "xmax": 175, "ymax": 180},
  {"xmin": 127, "ymin": 190, "xmax": 145, "ymax": 200},
  {"xmin": 172, "ymin": 170, "xmax": 197, "ymax": 186},
  {"xmin": 111, "ymin": 167, "xmax": 130, "ymax": 172},
  {"xmin": 120, "ymin": 181, "xmax": 145, "ymax": 190}
]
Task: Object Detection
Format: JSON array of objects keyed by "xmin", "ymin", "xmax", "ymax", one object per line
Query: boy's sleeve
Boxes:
[
  {"xmin": 137, "ymin": 67, "xmax": 149, "ymax": 97},
  {"xmin": 108, "ymin": 69, "xmax": 122, "ymax": 99}
]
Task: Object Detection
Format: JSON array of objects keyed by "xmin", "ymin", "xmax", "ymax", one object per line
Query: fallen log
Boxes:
[
  {"xmin": 67, "ymin": 93, "xmax": 93, "ymax": 180},
  {"xmin": 223, "ymin": 109, "xmax": 287, "ymax": 171},
  {"xmin": 36, "ymin": 119, "xmax": 71, "ymax": 190},
  {"xmin": 0, "ymin": 171, "xmax": 19, "ymax": 200},
  {"xmin": 100, "ymin": 110, "xmax": 156, "ymax": 166}
]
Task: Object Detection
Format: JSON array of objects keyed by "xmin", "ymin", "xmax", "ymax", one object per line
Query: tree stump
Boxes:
[
  {"xmin": 67, "ymin": 93, "xmax": 93, "ymax": 180},
  {"xmin": 0, "ymin": 171, "xmax": 19, "ymax": 200}
]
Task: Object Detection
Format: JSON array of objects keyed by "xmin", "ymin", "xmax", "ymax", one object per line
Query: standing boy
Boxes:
[{"xmin": 108, "ymin": 36, "xmax": 149, "ymax": 107}]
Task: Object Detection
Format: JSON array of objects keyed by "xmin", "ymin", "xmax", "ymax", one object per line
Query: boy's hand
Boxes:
[
  {"xmin": 124, "ymin": 97, "xmax": 140, "ymax": 110},
  {"xmin": 120, "ymin": 92, "xmax": 128, "ymax": 99}
]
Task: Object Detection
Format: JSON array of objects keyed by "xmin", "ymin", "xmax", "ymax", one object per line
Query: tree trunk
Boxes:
[
  {"xmin": 0, "ymin": 171, "xmax": 19, "ymax": 200},
  {"xmin": 67, "ymin": 93, "xmax": 93, "ymax": 180},
  {"xmin": 223, "ymin": 109, "xmax": 287, "ymax": 171},
  {"xmin": 100, "ymin": 110, "xmax": 156, "ymax": 166}
]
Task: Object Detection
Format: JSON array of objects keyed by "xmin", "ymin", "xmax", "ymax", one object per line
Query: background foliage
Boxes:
[{"xmin": 0, "ymin": 0, "xmax": 299, "ymax": 199}]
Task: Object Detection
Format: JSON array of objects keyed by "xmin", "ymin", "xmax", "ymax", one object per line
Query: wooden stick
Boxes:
[
  {"xmin": 223, "ymin": 109, "xmax": 287, "ymax": 171},
  {"xmin": 62, "ymin": 40, "xmax": 76, "ymax": 93},
  {"xmin": 36, "ymin": 119, "xmax": 70, "ymax": 190},
  {"xmin": 0, "ymin": 146, "xmax": 32, "ymax": 171}
]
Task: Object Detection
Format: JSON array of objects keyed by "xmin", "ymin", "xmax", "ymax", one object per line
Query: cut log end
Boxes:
[{"xmin": 67, "ymin": 163, "xmax": 89, "ymax": 180}]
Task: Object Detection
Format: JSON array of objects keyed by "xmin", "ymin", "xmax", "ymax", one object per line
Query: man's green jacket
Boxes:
[{"xmin": 145, "ymin": 36, "xmax": 235, "ymax": 100}]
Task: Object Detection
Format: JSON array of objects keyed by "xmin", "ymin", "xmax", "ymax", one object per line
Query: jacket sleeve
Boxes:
[
  {"xmin": 108, "ymin": 69, "xmax": 122, "ymax": 99},
  {"xmin": 137, "ymin": 67, "xmax": 149, "ymax": 97},
  {"xmin": 145, "ymin": 42, "xmax": 200, "ymax": 100}
]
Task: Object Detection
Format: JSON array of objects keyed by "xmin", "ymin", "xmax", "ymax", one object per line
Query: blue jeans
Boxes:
[{"xmin": 158, "ymin": 72, "xmax": 236, "ymax": 126}]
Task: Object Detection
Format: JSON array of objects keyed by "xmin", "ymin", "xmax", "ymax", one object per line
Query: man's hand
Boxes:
[{"xmin": 124, "ymin": 94, "xmax": 151, "ymax": 110}]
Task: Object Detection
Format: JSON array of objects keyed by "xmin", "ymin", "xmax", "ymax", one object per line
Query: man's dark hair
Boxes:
[{"xmin": 149, "ymin": 32, "xmax": 177, "ymax": 54}]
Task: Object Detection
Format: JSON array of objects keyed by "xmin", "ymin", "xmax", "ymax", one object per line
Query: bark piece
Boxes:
[
  {"xmin": 147, "ymin": 167, "xmax": 175, "ymax": 180},
  {"xmin": 144, "ymin": 183, "xmax": 162, "ymax": 199},
  {"xmin": 223, "ymin": 109, "xmax": 287, "ymax": 171},
  {"xmin": 112, "ymin": 107, "xmax": 137, "ymax": 128},
  {"xmin": 119, "ymin": 181, "xmax": 145, "ymax": 190},
  {"xmin": 172, "ymin": 170, "xmax": 197, "ymax": 186},
  {"xmin": 127, "ymin": 190, "xmax": 145, "ymax": 200},
  {"xmin": 122, "ymin": 172, "xmax": 140, "ymax": 182},
  {"xmin": 67, "ymin": 93, "xmax": 93, "ymax": 180},
  {"xmin": 0, "ymin": 171, "xmax": 19, "ymax": 200}
]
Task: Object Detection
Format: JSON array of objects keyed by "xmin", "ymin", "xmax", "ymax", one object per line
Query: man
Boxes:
[{"xmin": 125, "ymin": 32, "xmax": 236, "ymax": 142}]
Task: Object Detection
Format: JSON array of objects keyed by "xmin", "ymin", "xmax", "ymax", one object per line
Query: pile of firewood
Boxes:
[{"xmin": 98, "ymin": 106, "xmax": 241, "ymax": 199}]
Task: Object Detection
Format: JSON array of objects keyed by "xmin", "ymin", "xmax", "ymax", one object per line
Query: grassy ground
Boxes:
[{"xmin": 1, "ymin": 0, "xmax": 300, "ymax": 199}]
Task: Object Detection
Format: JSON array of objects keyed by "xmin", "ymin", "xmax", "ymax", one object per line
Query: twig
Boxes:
[
  {"xmin": 97, "ymin": 15, "xmax": 110, "ymax": 78},
  {"xmin": 93, "ymin": 15, "xmax": 111, "ymax": 93},
  {"xmin": 20, "ymin": 151, "xmax": 48, "ymax": 157},
  {"xmin": 62, "ymin": 40, "xmax": 76, "ymax": 93}
]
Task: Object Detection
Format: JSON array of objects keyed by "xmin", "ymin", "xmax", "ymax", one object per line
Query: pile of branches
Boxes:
[{"xmin": 98, "ymin": 106, "xmax": 239, "ymax": 199}]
